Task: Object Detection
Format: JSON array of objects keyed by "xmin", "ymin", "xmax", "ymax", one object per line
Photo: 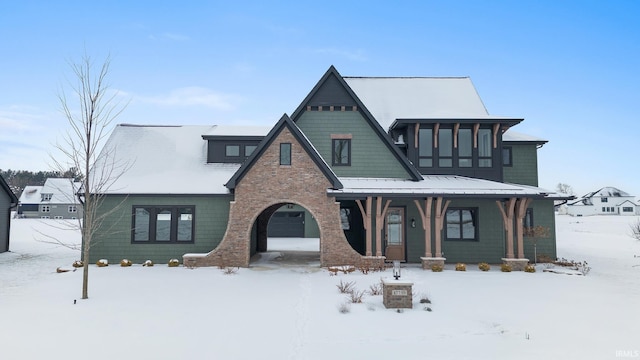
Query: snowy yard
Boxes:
[{"xmin": 1, "ymin": 215, "xmax": 639, "ymax": 360}]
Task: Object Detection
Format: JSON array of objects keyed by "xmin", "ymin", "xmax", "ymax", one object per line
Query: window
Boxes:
[
  {"xmin": 418, "ymin": 128, "xmax": 433, "ymax": 167},
  {"xmin": 40, "ymin": 216, "xmax": 50, "ymax": 219},
  {"xmin": 523, "ymin": 208, "xmax": 534, "ymax": 236},
  {"xmin": 445, "ymin": 209, "xmax": 477, "ymax": 241},
  {"xmin": 478, "ymin": 128, "xmax": 492, "ymax": 167},
  {"xmin": 54, "ymin": 216, "xmax": 63, "ymax": 220},
  {"xmin": 132, "ymin": 206, "xmax": 195, "ymax": 243},
  {"xmin": 503, "ymin": 147, "xmax": 512, "ymax": 166},
  {"xmin": 623, "ymin": 207, "xmax": 634, "ymax": 212},
  {"xmin": 280, "ymin": 143, "xmax": 291, "ymax": 165},
  {"xmin": 458, "ymin": 128, "xmax": 472, "ymax": 167},
  {"xmin": 245, "ymin": 145, "xmax": 257, "ymax": 157},
  {"xmin": 41, "ymin": 193, "xmax": 52, "ymax": 201},
  {"xmin": 601, "ymin": 197, "xmax": 608, "ymax": 203},
  {"xmin": 332, "ymin": 139, "xmax": 351, "ymax": 166},
  {"xmin": 438, "ymin": 128, "xmax": 452, "ymax": 167},
  {"xmin": 40, "ymin": 205, "xmax": 50, "ymax": 213},
  {"xmin": 68, "ymin": 205, "xmax": 77, "ymax": 213},
  {"xmin": 225, "ymin": 145, "xmax": 240, "ymax": 157}
]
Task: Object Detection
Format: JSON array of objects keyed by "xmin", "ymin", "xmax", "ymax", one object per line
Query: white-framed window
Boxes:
[
  {"xmin": 68, "ymin": 205, "xmax": 77, "ymax": 213},
  {"xmin": 40, "ymin": 216, "xmax": 50, "ymax": 219},
  {"xmin": 41, "ymin": 193, "xmax": 52, "ymax": 201},
  {"xmin": 40, "ymin": 205, "xmax": 50, "ymax": 213},
  {"xmin": 54, "ymin": 216, "xmax": 63, "ymax": 220}
]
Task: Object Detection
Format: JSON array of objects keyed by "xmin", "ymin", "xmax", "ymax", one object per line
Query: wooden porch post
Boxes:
[
  {"xmin": 433, "ymin": 197, "xmax": 451, "ymax": 258},
  {"xmin": 414, "ymin": 198, "xmax": 433, "ymax": 257},
  {"xmin": 496, "ymin": 198, "xmax": 516, "ymax": 259},
  {"xmin": 515, "ymin": 198, "xmax": 533, "ymax": 259},
  {"xmin": 356, "ymin": 197, "xmax": 373, "ymax": 256},
  {"xmin": 374, "ymin": 197, "xmax": 391, "ymax": 257}
]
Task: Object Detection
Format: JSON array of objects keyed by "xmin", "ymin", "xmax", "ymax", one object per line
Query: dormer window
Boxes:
[{"xmin": 41, "ymin": 193, "xmax": 52, "ymax": 201}]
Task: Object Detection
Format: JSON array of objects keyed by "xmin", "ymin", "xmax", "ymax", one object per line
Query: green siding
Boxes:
[
  {"xmin": 297, "ymin": 111, "xmax": 410, "ymax": 178},
  {"xmin": 89, "ymin": 195, "xmax": 232, "ymax": 264},
  {"xmin": 503, "ymin": 143, "xmax": 539, "ymax": 186},
  {"xmin": 0, "ymin": 189, "xmax": 10, "ymax": 252},
  {"xmin": 522, "ymin": 200, "xmax": 557, "ymax": 261}
]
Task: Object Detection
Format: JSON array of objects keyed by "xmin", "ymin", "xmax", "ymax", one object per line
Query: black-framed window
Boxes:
[
  {"xmin": 458, "ymin": 128, "xmax": 472, "ymax": 167},
  {"xmin": 225, "ymin": 145, "xmax": 240, "ymax": 157},
  {"xmin": 418, "ymin": 128, "xmax": 433, "ymax": 167},
  {"xmin": 601, "ymin": 197, "xmax": 608, "ymax": 203},
  {"xmin": 332, "ymin": 139, "xmax": 351, "ymax": 166},
  {"xmin": 132, "ymin": 206, "xmax": 195, "ymax": 243},
  {"xmin": 478, "ymin": 128, "xmax": 492, "ymax": 167},
  {"xmin": 280, "ymin": 143, "xmax": 291, "ymax": 165},
  {"xmin": 438, "ymin": 128, "xmax": 453, "ymax": 167},
  {"xmin": 623, "ymin": 207, "xmax": 634, "ymax": 212},
  {"xmin": 445, "ymin": 208, "xmax": 477, "ymax": 241},
  {"xmin": 503, "ymin": 147, "xmax": 512, "ymax": 166},
  {"xmin": 524, "ymin": 208, "xmax": 534, "ymax": 229},
  {"xmin": 245, "ymin": 145, "xmax": 257, "ymax": 157}
]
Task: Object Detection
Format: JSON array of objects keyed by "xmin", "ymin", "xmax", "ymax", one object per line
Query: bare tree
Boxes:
[
  {"xmin": 556, "ymin": 183, "xmax": 575, "ymax": 196},
  {"xmin": 52, "ymin": 54, "xmax": 129, "ymax": 299}
]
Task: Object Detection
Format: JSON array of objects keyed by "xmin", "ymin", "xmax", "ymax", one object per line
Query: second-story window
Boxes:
[
  {"xmin": 438, "ymin": 129, "xmax": 453, "ymax": 167},
  {"xmin": 458, "ymin": 128, "xmax": 472, "ymax": 167},
  {"xmin": 418, "ymin": 128, "xmax": 433, "ymax": 167},
  {"xmin": 225, "ymin": 145, "xmax": 240, "ymax": 157},
  {"xmin": 332, "ymin": 139, "xmax": 351, "ymax": 166},
  {"xmin": 478, "ymin": 128, "xmax": 492, "ymax": 167},
  {"xmin": 280, "ymin": 143, "xmax": 291, "ymax": 165}
]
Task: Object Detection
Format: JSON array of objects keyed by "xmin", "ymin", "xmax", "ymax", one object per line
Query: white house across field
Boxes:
[{"xmin": 567, "ymin": 187, "xmax": 637, "ymax": 216}]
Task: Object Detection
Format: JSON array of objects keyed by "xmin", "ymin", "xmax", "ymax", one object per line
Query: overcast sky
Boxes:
[{"xmin": 1, "ymin": 0, "xmax": 638, "ymax": 197}]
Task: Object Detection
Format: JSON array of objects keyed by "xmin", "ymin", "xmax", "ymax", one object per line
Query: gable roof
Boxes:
[
  {"xmin": 290, "ymin": 66, "xmax": 423, "ymax": 181},
  {"xmin": 581, "ymin": 187, "xmax": 632, "ymax": 199},
  {"xmin": 0, "ymin": 174, "xmax": 17, "ymax": 203},
  {"xmin": 225, "ymin": 114, "xmax": 343, "ymax": 190}
]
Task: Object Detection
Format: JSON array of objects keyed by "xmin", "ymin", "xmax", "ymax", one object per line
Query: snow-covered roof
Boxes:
[
  {"xmin": 41, "ymin": 178, "xmax": 79, "ymax": 204},
  {"xmin": 329, "ymin": 175, "xmax": 563, "ymax": 198},
  {"xmin": 94, "ymin": 124, "xmax": 239, "ymax": 195},
  {"xmin": 344, "ymin": 77, "xmax": 511, "ymax": 130},
  {"xmin": 18, "ymin": 185, "xmax": 42, "ymax": 204},
  {"xmin": 583, "ymin": 187, "xmax": 632, "ymax": 198},
  {"xmin": 201, "ymin": 125, "xmax": 270, "ymax": 137},
  {"xmin": 503, "ymin": 130, "xmax": 547, "ymax": 143}
]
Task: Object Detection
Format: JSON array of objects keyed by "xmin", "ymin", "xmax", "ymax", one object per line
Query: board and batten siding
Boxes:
[
  {"xmin": 503, "ymin": 143, "xmax": 539, "ymax": 186},
  {"xmin": 89, "ymin": 195, "xmax": 232, "ymax": 263},
  {"xmin": 296, "ymin": 111, "xmax": 411, "ymax": 178}
]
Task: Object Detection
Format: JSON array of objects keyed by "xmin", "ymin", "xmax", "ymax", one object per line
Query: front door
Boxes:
[{"xmin": 385, "ymin": 207, "xmax": 405, "ymax": 261}]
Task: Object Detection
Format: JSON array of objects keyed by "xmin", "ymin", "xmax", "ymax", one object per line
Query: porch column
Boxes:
[
  {"xmin": 496, "ymin": 198, "xmax": 516, "ymax": 259},
  {"xmin": 433, "ymin": 197, "xmax": 451, "ymax": 257},
  {"xmin": 414, "ymin": 198, "xmax": 433, "ymax": 257},
  {"xmin": 374, "ymin": 197, "xmax": 391, "ymax": 257},
  {"xmin": 356, "ymin": 197, "xmax": 373, "ymax": 256},
  {"xmin": 515, "ymin": 198, "xmax": 533, "ymax": 259}
]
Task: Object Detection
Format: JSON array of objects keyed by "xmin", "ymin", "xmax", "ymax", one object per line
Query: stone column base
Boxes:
[
  {"xmin": 421, "ymin": 257, "xmax": 446, "ymax": 270},
  {"xmin": 359, "ymin": 256, "xmax": 386, "ymax": 270},
  {"xmin": 501, "ymin": 258, "xmax": 530, "ymax": 271}
]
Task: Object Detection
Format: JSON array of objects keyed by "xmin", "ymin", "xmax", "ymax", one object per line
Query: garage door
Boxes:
[{"xmin": 268, "ymin": 211, "xmax": 305, "ymax": 237}]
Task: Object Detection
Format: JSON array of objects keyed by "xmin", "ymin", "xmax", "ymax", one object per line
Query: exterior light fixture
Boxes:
[{"xmin": 411, "ymin": 218, "xmax": 416, "ymax": 228}]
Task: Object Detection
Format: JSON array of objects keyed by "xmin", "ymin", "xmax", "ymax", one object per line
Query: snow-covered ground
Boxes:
[{"xmin": 1, "ymin": 215, "xmax": 639, "ymax": 360}]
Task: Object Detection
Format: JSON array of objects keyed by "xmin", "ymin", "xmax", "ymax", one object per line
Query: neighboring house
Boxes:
[
  {"xmin": 89, "ymin": 66, "xmax": 571, "ymax": 269},
  {"xmin": 17, "ymin": 178, "xmax": 82, "ymax": 219},
  {"xmin": 1, "ymin": 174, "xmax": 18, "ymax": 252},
  {"xmin": 567, "ymin": 187, "xmax": 637, "ymax": 216}
]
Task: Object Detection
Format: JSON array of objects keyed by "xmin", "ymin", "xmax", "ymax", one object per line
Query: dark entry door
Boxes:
[
  {"xmin": 268, "ymin": 211, "xmax": 305, "ymax": 237},
  {"xmin": 384, "ymin": 208, "xmax": 405, "ymax": 261}
]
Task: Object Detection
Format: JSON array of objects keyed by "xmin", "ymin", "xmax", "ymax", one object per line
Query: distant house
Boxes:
[
  {"xmin": 567, "ymin": 187, "xmax": 637, "ymax": 216},
  {"xmin": 1, "ymin": 174, "xmax": 18, "ymax": 252},
  {"xmin": 18, "ymin": 178, "xmax": 82, "ymax": 219},
  {"xmin": 88, "ymin": 66, "xmax": 571, "ymax": 269}
]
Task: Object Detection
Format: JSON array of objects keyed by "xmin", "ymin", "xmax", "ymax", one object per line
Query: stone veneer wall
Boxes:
[{"xmin": 185, "ymin": 127, "xmax": 365, "ymax": 267}]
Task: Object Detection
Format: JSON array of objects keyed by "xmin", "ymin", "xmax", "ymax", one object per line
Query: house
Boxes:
[
  {"xmin": 89, "ymin": 66, "xmax": 571, "ymax": 270},
  {"xmin": 0, "ymin": 174, "xmax": 18, "ymax": 252},
  {"xmin": 567, "ymin": 187, "xmax": 637, "ymax": 216},
  {"xmin": 17, "ymin": 178, "xmax": 82, "ymax": 219}
]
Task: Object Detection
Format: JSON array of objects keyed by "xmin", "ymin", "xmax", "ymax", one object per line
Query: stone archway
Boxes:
[{"xmin": 183, "ymin": 126, "xmax": 365, "ymax": 268}]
